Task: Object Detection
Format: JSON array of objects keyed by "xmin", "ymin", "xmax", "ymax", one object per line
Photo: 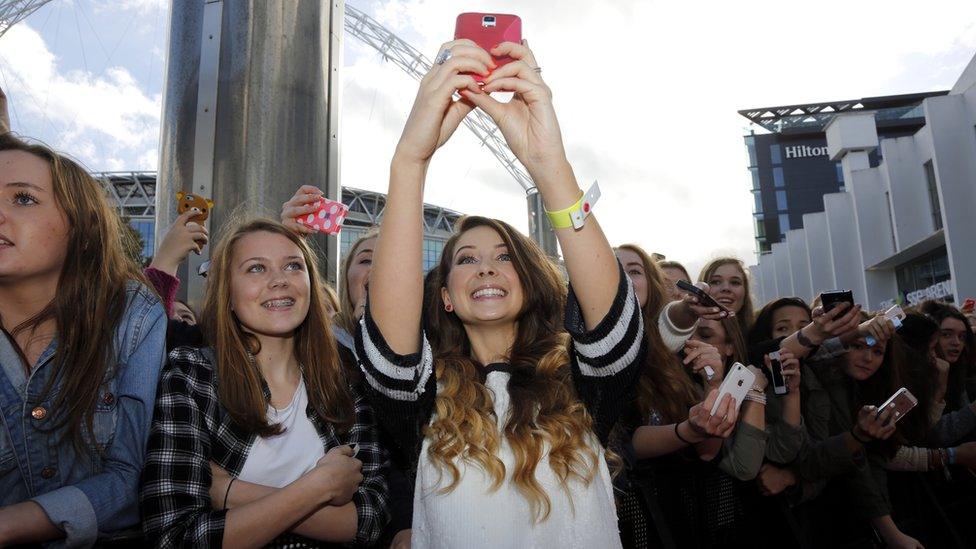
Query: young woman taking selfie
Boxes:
[{"xmin": 356, "ymin": 38, "xmax": 645, "ymax": 547}]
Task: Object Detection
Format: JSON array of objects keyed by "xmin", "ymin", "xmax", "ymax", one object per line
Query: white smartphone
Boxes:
[
  {"xmin": 876, "ymin": 387, "xmax": 918, "ymax": 424},
  {"xmin": 710, "ymin": 362, "xmax": 756, "ymax": 416}
]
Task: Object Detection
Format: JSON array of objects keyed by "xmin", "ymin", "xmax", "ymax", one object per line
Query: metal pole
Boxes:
[
  {"xmin": 527, "ymin": 190, "xmax": 558, "ymax": 260},
  {"xmin": 157, "ymin": 0, "xmax": 342, "ymax": 310}
]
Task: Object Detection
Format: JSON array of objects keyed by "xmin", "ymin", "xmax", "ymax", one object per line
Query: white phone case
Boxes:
[{"xmin": 710, "ymin": 362, "xmax": 756, "ymax": 416}]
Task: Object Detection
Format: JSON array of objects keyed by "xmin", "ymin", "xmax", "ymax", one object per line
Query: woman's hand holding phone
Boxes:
[
  {"xmin": 394, "ymin": 39, "xmax": 492, "ymax": 167},
  {"xmin": 687, "ymin": 389, "xmax": 738, "ymax": 440},
  {"xmin": 460, "ymin": 40, "xmax": 567, "ymax": 176},
  {"xmin": 807, "ymin": 302, "xmax": 863, "ymax": 344},
  {"xmin": 854, "ymin": 404, "xmax": 897, "ymax": 442},
  {"xmin": 677, "ymin": 282, "xmax": 730, "ymax": 321},
  {"xmin": 777, "ymin": 350, "xmax": 801, "ymax": 393},
  {"xmin": 681, "ymin": 340, "xmax": 724, "ymax": 388}
]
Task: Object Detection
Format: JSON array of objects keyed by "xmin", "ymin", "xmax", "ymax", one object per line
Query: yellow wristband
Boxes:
[
  {"xmin": 544, "ymin": 191, "xmax": 585, "ymax": 230},
  {"xmin": 544, "ymin": 181, "xmax": 601, "ymax": 230}
]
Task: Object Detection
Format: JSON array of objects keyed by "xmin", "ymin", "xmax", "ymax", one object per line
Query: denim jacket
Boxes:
[{"xmin": 0, "ymin": 281, "xmax": 166, "ymax": 548}]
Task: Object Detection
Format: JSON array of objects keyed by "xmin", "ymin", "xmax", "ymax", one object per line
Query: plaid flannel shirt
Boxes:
[{"xmin": 140, "ymin": 346, "xmax": 390, "ymax": 548}]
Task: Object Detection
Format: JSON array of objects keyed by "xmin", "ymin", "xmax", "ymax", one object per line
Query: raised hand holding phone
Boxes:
[
  {"xmin": 459, "ymin": 40, "xmax": 567, "ymax": 177},
  {"xmin": 394, "ymin": 39, "xmax": 491, "ymax": 167}
]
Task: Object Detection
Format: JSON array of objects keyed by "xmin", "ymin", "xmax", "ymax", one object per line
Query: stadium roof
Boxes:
[{"xmin": 738, "ymin": 91, "xmax": 949, "ymax": 135}]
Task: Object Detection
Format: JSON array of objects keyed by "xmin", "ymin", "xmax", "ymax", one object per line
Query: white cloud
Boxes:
[
  {"xmin": 0, "ymin": 22, "xmax": 161, "ymax": 171},
  {"xmin": 340, "ymin": 0, "xmax": 976, "ymax": 279}
]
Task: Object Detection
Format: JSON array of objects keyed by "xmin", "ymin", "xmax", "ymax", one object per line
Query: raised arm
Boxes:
[
  {"xmin": 373, "ymin": 40, "xmax": 490, "ymax": 354},
  {"xmin": 464, "ymin": 41, "xmax": 615, "ymax": 330}
]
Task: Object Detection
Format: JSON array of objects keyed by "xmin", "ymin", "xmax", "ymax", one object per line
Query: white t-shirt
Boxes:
[
  {"xmin": 411, "ymin": 370, "xmax": 622, "ymax": 549},
  {"xmin": 238, "ymin": 377, "xmax": 325, "ymax": 488}
]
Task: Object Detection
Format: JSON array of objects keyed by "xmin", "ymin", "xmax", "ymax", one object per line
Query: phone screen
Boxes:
[
  {"xmin": 821, "ymin": 290, "xmax": 854, "ymax": 313},
  {"xmin": 768, "ymin": 354, "xmax": 787, "ymax": 394}
]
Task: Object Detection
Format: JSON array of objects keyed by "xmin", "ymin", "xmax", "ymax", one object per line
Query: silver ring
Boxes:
[{"xmin": 435, "ymin": 49, "xmax": 453, "ymax": 65}]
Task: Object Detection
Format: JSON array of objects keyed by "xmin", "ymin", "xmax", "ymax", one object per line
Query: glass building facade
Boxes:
[{"xmin": 740, "ymin": 92, "xmax": 947, "ymax": 258}]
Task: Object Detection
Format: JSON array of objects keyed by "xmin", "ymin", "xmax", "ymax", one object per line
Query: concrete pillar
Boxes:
[
  {"xmin": 925, "ymin": 94, "xmax": 976, "ymax": 305},
  {"xmin": 802, "ymin": 212, "xmax": 835, "ymax": 301},
  {"xmin": 772, "ymin": 242, "xmax": 794, "ymax": 298},
  {"xmin": 157, "ymin": 0, "xmax": 344, "ymax": 308},
  {"xmin": 786, "ymin": 229, "xmax": 813, "ymax": 302}
]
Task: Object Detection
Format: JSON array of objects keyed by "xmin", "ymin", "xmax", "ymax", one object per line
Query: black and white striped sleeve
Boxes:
[
  {"xmin": 566, "ymin": 261, "xmax": 646, "ymax": 446},
  {"xmin": 354, "ymin": 305, "xmax": 436, "ymax": 472}
]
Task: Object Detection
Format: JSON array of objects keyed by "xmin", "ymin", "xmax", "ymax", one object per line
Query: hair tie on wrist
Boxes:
[{"xmin": 223, "ymin": 477, "xmax": 236, "ymax": 510}]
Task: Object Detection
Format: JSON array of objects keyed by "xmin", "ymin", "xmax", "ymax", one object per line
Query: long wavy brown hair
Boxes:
[
  {"xmin": 424, "ymin": 216, "xmax": 600, "ymax": 522},
  {"xmin": 335, "ymin": 227, "xmax": 379, "ymax": 337},
  {"xmin": 699, "ymin": 257, "xmax": 755, "ymax": 336},
  {"xmin": 0, "ymin": 134, "xmax": 148, "ymax": 450},
  {"xmin": 617, "ymin": 244, "xmax": 698, "ymax": 424},
  {"xmin": 201, "ymin": 217, "xmax": 354, "ymax": 436}
]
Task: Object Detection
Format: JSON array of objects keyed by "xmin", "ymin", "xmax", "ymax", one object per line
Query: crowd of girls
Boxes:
[{"xmin": 1, "ymin": 38, "xmax": 976, "ymax": 549}]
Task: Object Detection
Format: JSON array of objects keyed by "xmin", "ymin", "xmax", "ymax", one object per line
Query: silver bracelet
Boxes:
[{"xmin": 744, "ymin": 391, "xmax": 767, "ymax": 406}]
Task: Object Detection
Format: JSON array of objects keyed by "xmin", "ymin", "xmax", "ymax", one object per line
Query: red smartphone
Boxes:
[{"xmin": 454, "ymin": 13, "xmax": 522, "ymax": 83}]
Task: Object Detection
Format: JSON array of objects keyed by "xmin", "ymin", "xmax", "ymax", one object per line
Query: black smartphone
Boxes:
[
  {"xmin": 767, "ymin": 351, "xmax": 787, "ymax": 395},
  {"xmin": 820, "ymin": 289, "xmax": 854, "ymax": 313},
  {"xmin": 676, "ymin": 280, "xmax": 730, "ymax": 313}
]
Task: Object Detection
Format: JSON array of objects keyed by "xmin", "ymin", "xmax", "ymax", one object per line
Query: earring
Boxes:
[{"xmin": 445, "ymin": 303, "xmax": 453, "ymax": 312}]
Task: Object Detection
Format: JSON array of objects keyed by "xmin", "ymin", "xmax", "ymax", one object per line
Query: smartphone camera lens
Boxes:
[{"xmin": 482, "ymin": 15, "xmax": 496, "ymax": 28}]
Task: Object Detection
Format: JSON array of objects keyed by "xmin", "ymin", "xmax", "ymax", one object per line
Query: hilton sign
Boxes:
[{"xmin": 784, "ymin": 145, "xmax": 829, "ymax": 159}]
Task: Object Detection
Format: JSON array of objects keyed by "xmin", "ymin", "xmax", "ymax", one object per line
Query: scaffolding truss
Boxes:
[{"xmin": 0, "ymin": 0, "xmax": 52, "ymax": 38}]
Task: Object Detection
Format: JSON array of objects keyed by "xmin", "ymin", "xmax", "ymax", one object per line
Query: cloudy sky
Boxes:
[{"xmin": 2, "ymin": 0, "xmax": 975, "ymax": 276}]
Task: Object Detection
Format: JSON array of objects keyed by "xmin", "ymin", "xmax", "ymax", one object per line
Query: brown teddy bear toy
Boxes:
[{"xmin": 176, "ymin": 191, "xmax": 214, "ymax": 223}]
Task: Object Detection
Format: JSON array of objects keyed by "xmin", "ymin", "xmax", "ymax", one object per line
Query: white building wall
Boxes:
[
  {"xmin": 772, "ymin": 241, "xmax": 794, "ymax": 298},
  {"xmin": 803, "ymin": 212, "xmax": 835, "ymax": 298},
  {"xmin": 823, "ymin": 192, "xmax": 868, "ymax": 305},
  {"xmin": 925, "ymin": 92, "xmax": 976, "ymax": 304},
  {"xmin": 846, "ymin": 165, "xmax": 899, "ymax": 309},
  {"xmin": 879, "ymin": 137, "xmax": 935, "ymax": 249},
  {"xmin": 760, "ymin": 257, "xmax": 778, "ymax": 303},
  {"xmin": 786, "ymin": 229, "xmax": 813, "ymax": 301},
  {"xmin": 748, "ymin": 264, "xmax": 764, "ymax": 305}
]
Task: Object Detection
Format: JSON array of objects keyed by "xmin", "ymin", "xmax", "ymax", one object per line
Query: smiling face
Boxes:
[
  {"xmin": 771, "ymin": 305, "xmax": 811, "ymax": 339},
  {"xmin": 229, "ymin": 231, "xmax": 311, "ymax": 338},
  {"xmin": 0, "ymin": 150, "xmax": 70, "ymax": 287},
  {"xmin": 938, "ymin": 317, "xmax": 967, "ymax": 364},
  {"xmin": 843, "ymin": 338, "xmax": 887, "ymax": 381},
  {"xmin": 442, "ymin": 225, "xmax": 524, "ymax": 325},
  {"xmin": 706, "ymin": 263, "xmax": 746, "ymax": 314},
  {"xmin": 616, "ymin": 248, "xmax": 648, "ymax": 308}
]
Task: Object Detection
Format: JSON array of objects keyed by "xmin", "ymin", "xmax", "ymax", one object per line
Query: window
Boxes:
[
  {"xmin": 745, "ymin": 136, "xmax": 757, "ymax": 167},
  {"xmin": 776, "ymin": 190, "xmax": 788, "ymax": 211},
  {"xmin": 773, "ymin": 167, "xmax": 785, "ymax": 188},
  {"xmin": 770, "ymin": 144, "xmax": 782, "ymax": 165},
  {"xmin": 753, "ymin": 192, "xmax": 763, "ymax": 213},
  {"xmin": 749, "ymin": 167, "xmax": 760, "ymax": 191},
  {"xmin": 778, "ymin": 213, "xmax": 790, "ymax": 234},
  {"xmin": 339, "ymin": 228, "xmax": 365, "ymax": 259},
  {"xmin": 422, "ymin": 238, "xmax": 445, "ymax": 273},
  {"xmin": 754, "ymin": 217, "xmax": 766, "ymax": 238},
  {"xmin": 835, "ymin": 163, "xmax": 844, "ymax": 183},
  {"xmin": 129, "ymin": 219, "xmax": 155, "ymax": 260},
  {"xmin": 924, "ymin": 160, "xmax": 943, "ymax": 230}
]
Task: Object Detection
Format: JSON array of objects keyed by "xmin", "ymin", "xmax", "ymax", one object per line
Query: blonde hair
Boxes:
[{"xmin": 425, "ymin": 216, "xmax": 601, "ymax": 521}]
